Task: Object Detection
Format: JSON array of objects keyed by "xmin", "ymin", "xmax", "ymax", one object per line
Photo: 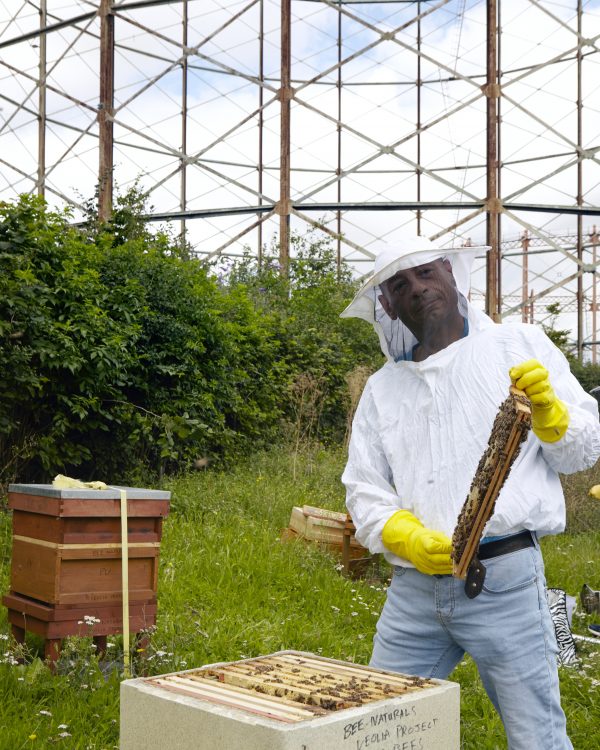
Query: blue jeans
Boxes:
[{"xmin": 370, "ymin": 542, "xmax": 572, "ymax": 750}]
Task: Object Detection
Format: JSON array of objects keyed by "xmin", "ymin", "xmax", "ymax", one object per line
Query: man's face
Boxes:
[{"xmin": 378, "ymin": 258, "xmax": 459, "ymax": 333}]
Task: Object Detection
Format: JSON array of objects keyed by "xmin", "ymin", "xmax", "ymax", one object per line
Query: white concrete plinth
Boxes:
[{"xmin": 120, "ymin": 651, "xmax": 459, "ymax": 750}]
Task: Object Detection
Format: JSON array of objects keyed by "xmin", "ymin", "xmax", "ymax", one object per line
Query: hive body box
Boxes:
[
  {"xmin": 2, "ymin": 483, "xmax": 170, "ymax": 660},
  {"xmin": 121, "ymin": 651, "xmax": 459, "ymax": 750}
]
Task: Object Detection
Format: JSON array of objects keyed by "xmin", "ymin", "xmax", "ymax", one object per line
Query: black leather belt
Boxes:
[
  {"xmin": 478, "ymin": 530, "xmax": 535, "ymax": 560},
  {"xmin": 465, "ymin": 531, "xmax": 535, "ymax": 599}
]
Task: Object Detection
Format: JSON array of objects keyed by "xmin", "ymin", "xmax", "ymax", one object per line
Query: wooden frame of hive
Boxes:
[
  {"xmin": 145, "ymin": 652, "xmax": 437, "ymax": 723},
  {"xmin": 451, "ymin": 386, "xmax": 532, "ymax": 580}
]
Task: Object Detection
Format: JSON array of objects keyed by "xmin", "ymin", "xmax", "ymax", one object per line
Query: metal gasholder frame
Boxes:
[{"xmin": 0, "ymin": 1, "xmax": 599, "ymax": 356}]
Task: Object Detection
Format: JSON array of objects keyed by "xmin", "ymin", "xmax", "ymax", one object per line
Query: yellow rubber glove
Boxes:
[
  {"xmin": 382, "ymin": 510, "xmax": 453, "ymax": 575},
  {"xmin": 509, "ymin": 359, "xmax": 569, "ymax": 443},
  {"xmin": 52, "ymin": 474, "xmax": 108, "ymax": 490}
]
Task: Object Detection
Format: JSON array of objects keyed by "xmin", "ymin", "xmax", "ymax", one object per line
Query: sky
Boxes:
[{"xmin": 1, "ymin": 0, "xmax": 600, "ymax": 346}]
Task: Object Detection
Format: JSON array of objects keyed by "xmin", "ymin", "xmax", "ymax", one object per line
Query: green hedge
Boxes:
[{"xmin": 0, "ymin": 195, "xmax": 381, "ymax": 485}]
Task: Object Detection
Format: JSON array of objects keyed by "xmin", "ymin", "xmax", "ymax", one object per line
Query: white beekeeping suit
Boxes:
[{"xmin": 341, "ymin": 236, "xmax": 600, "ymax": 567}]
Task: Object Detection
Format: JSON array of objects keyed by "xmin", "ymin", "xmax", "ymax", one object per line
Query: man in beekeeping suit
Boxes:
[{"xmin": 341, "ymin": 235, "xmax": 600, "ymax": 750}]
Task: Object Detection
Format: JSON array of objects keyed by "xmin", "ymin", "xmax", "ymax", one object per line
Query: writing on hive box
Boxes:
[{"xmin": 340, "ymin": 704, "xmax": 441, "ymax": 750}]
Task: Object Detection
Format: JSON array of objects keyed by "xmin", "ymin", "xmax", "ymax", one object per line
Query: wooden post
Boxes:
[{"xmin": 342, "ymin": 514, "xmax": 354, "ymax": 576}]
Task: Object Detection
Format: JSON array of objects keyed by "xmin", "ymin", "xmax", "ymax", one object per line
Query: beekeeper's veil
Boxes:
[{"xmin": 341, "ymin": 235, "xmax": 489, "ymax": 362}]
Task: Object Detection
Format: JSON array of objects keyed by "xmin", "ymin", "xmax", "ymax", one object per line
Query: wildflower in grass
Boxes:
[
  {"xmin": 0, "ymin": 633, "xmax": 8, "ymax": 640},
  {"xmin": 39, "ymin": 710, "xmax": 52, "ymax": 716},
  {"xmin": 28, "ymin": 734, "xmax": 36, "ymax": 741},
  {"xmin": 58, "ymin": 725, "xmax": 68, "ymax": 730},
  {"xmin": 58, "ymin": 732, "xmax": 72, "ymax": 738}
]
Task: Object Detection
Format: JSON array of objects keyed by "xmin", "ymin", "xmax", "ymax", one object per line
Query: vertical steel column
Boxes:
[
  {"xmin": 180, "ymin": 0, "xmax": 188, "ymax": 244},
  {"xmin": 336, "ymin": 2, "xmax": 342, "ymax": 275},
  {"xmin": 258, "ymin": 0, "xmax": 264, "ymax": 266},
  {"xmin": 416, "ymin": 1, "xmax": 422, "ymax": 236},
  {"xmin": 521, "ymin": 231, "xmax": 529, "ymax": 323},
  {"xmin": 98, "ymin": 0, "xmax": 115, "ymax": 223},
  {"xmin": 485, "ymin": 0, "xmax": 500, "ymax": 319},
  {"xmin": 576, "ymin": 0, "xmax": 584, "ymax": 361},
  {"xmin": 591, "ymin": 226, "xmax": 599, "ymax": 364},
  {"xmin": 496, "ymin": 0, "xmax": 502, "ymax": 310},
  {"xmin": 529, "ymin": 289, "xmax": 534, "ymax": 324},
  {"xmin": 279, "ymin": 0, "xmax": 292, "ymax": 274},
  {"xmin": 37, "ymin": 0, "xmax": 47, "ymax": 197}
]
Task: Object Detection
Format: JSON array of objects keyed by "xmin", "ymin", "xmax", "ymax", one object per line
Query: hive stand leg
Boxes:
[
  {"xmin": 342, "ymin": 513, "xmax": 354, "ymax": 577},
  {"xmin": 10, "ymin": 622, "xmax": 25, "ymax": 645},
  {"xmin": 93, "ymin": 635, "xmax": 107, "ymax": 658},
  {"xmin": 44, "ymin": 639, "xmax": 62, "ymax": 670},
  {"xmin": 10, "ymin": 621, "xmax": 26, "ymax": 664}
]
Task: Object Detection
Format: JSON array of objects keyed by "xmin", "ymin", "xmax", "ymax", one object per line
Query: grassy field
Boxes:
[{"xmin": 0, "ymin": 447, "xmax": 599, "ymax": 749}]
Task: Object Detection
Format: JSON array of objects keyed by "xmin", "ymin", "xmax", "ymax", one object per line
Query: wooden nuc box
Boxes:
[{"xmin": 2, "ymin": 483, "xmax": 170, "ymax": 663}]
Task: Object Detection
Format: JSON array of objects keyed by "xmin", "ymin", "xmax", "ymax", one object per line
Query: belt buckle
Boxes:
[{"xmin": 465, "ymin": 556, "xmax": 487, "ymax": 599}]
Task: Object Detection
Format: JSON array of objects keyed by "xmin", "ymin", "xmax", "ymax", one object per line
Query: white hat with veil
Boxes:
[{"xmin": 340, "ymin": 235, "xmax": 489, "ymax": 362}]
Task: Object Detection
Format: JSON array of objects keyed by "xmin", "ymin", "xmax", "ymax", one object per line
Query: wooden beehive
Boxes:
[
  {"xmin": 5, "ymin": 484, "xmax": 169, "ymax": 606},
  {"xmin": 2, "ymin": 483, "xmax": 170, "ymax": 661},
  {"xmin": 3, "ymin": 592, "xmax": 157, "ymax": 641},
  {"xmin": 146, "ymin": 652, "xmax": 437, "ymax": 723},
  {"xmin": 121, "ymin": 651, "xmax": 460, "ymax": 749},
  {"xmin": 282, "ymin": 505, "xmax": 367, "ymax": 561}
]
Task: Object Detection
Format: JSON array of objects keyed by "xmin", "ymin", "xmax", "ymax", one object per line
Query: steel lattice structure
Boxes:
[{"xmin": 1, "ymin": 1, "xmax": 600, "ymax": 357}]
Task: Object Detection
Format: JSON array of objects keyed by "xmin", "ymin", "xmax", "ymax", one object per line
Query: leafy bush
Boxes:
[
  {"xmin": 223, "ymin": 233, "xmax": 382, "ymax": 441},
  {"xmin": 570, "ymin": 360, "xmax": 600, "ymax": 394},
  {"xmin": 0, "ymin": 195, "xmax": 382, "ymax": 486},
  {"xmin": 0, "ymin": 195, "xmax": 138, "ymax": 482}
]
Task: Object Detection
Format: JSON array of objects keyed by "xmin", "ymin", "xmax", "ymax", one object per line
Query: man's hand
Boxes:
[
  {"xmin": 382, "ymin": 510, "xmax": 453, "ymax": 575},
  {"xmin": 509, "ymin": 359, "xmax": 569, "ymax": 442}
]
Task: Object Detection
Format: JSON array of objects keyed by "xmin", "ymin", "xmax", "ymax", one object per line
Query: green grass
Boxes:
[{"xmin": 0, "ymin": 447, "xmax": 599, "ymax": 749}]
